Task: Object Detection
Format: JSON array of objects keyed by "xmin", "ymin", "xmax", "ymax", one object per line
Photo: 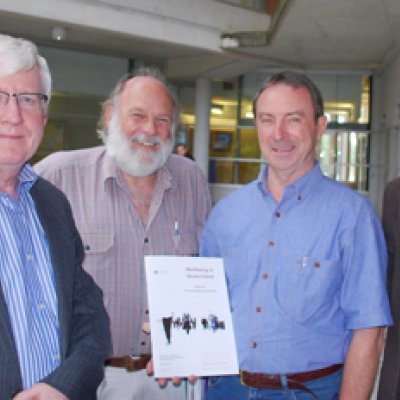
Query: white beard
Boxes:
[{"xmin": 105, "ymin": 112, "xmax": 173, "ymax": 177}]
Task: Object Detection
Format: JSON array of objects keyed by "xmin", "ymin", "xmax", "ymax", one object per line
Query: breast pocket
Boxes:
[
  {"xmin": 276, "ymin": 255, "xmax": 342, "ymax": 323},
  {"xmin": 174, "ymin": 226, "xmax": 199, "ymax": 257},
  {"xmin": 80, "ymin": 231, "xmax": 115, "ymax": 302},
  {"xmin": 81, "ymin": 231, "xmax": 114, "ymax": 276}
]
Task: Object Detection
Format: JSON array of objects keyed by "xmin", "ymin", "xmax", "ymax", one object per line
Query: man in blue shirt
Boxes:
[
  {"xmin": 201, "ymin": 71, "xmax": 392, "ymax": 400},
  {"xmin": 0, "ymin": 34, "xmax": 110, "ymax": 399}
]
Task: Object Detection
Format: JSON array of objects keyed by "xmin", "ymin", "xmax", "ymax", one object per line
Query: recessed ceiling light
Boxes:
[
  {"xmin": 211, "ymin": 104, "xmax": 224, "ymax": 115},
  {"xmin": 52, "ymin": 26, "xmax": 66, "ymax": 41}
]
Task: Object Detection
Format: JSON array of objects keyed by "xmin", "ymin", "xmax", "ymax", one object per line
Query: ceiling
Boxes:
[
  {"xmin": 243, "ymin": 0, "xmax": 400, "ymax": 71},
  {"xmin": 0, "ymin": 0, "xmax": 399, "ymax": 80}
]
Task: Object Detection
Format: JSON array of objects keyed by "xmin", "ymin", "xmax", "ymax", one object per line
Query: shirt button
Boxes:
[
  {"xmin": 38, "ymin": 303, "xmax": 46, "ymax": 310},
  {"xmin": 27, "ymin": 254, "xmax": 33, "ymax": 261},
  {"xmin": 140, "ymin": 341, "xmax": 146, "ymax": 346},
  {"xmin": 251, "ymin": 342, "xmax": 257, "ymax": 349},
  {"xmin": 274, "ymin": 211, "xmax": 281, "ymax": 218},
  {"xmin": 314, "ymin": 262, "xmax": 320, "ymax": 268},
  {"xmin": 144, "ymin": 238, "xmax": 149, "ymax": 243},
  {"xmin": 268, "ymin": 240, "xmax": 274, "ymax": 247},
  {"xmin": 262, "ymin": 273, "xmax": 269, "ymax": 280},
  {"xmin": 297, "ymin": 195, "xmax": 302, "ymax": 201},
  {"xmin": 256, "ymin": 306, "xmax": 262, "ymax": 313}
]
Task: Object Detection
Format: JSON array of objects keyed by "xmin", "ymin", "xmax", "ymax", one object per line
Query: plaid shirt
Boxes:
[{"xmin": 35, "ymin": 146, "xmax": 211, "ymax": 356}]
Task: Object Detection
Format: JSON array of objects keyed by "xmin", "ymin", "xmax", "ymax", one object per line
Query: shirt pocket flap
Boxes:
[{"xmin": 82, "ymin": 232, "xmax": 114, "ymax": 254}]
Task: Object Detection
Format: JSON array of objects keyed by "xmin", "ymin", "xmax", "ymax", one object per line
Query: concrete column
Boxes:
[
  {"xmin": 193, "ymin": 77, "xmax": 211, "ymax": 179},
  {"xmin": 369, "ymin": 74, "xmax": 389, "ymax": 215}
]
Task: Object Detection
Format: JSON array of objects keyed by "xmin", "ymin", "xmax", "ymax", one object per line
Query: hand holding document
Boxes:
[{"xmin": 145, "ymin": 256, "xmax": 239, "ymax": 378}]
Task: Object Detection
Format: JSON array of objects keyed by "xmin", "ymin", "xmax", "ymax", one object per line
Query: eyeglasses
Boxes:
[{"xmin": 0, "ymin": 91, "xmax": 48, "ymax": 111}]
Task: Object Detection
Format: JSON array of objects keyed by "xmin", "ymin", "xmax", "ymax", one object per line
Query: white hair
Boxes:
[
  {"xmin": 0, "ymin": 34, "xmax": 52, "ymax": 109},
  {"xmin": 97, "ymin": 67, "xmax": 179, "ymax": 142}
]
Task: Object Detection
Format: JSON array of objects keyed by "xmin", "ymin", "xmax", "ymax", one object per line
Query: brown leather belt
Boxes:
[
  {"xmin": 104, "ymin": 354, "xmax": 151, "ymax": 372},
  {"xmin": 240, "ymin": 363, "xmax": 343, "ymax": 394}
]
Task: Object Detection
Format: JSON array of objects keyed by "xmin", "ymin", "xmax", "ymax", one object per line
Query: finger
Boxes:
[
  {"xmin": 172, "ymin": 376, "xmax": 181, "ymax": 385},
  {"xmin": 188, "ymin": 375, "xmax": 198, "ymax": 383},
  {"xmin": 157, "ymin": 378, "xmax": 168, "ymax": 388},
  {"xmin": 146, "ymin": 359, "xmax": 154, "ymax": 376}
]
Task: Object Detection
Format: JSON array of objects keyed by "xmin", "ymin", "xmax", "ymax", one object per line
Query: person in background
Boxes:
[
  {"xmin": 377, "ymin": 178, "xmax": 400, "ymax": 399},
  {"xmin": 0, "ymin": 34, "xmax": 110, "ymax": 400},
  {"xmin": 35, "ymin": 68, "xmax": 211, "ymax": 400},
  {"xmin": 200, "ymin": 70, "xmax": 392, "ymax": 400},
  {"xmin": 176, "ymin": 143, "xmax": 194, "ymax": 160}
]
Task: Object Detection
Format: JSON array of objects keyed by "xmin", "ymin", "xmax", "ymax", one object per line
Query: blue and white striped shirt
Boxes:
[{"xmin": 0, "ymin": 164, "xmax": 60, "ymax": 388}]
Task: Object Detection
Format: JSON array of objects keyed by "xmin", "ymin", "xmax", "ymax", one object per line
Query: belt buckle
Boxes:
[
  {"xmin": 123, "ymin": 355, "xmax": 138, "ymax": 371},
  {"xmin": 239, "ymin": 370, "xmax": 244, "ymax": 385}
]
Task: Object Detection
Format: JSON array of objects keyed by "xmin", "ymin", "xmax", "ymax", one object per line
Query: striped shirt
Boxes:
[
  {"xmin": 35, "ymin": 146, "xmax": 211, "ymax": 356},
  {"xmin": 0, "ymin": 164, "xmax": 60, "ymax": 388}
]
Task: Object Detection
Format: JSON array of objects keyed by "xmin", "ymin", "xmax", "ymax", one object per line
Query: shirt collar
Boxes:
[
  {"xmin": 102, "ymin": 151, "xmax": 120, "ymax": 182},
  {"xmin": 155, "ymin": 161, "xmax": 175, "ymax": 191},
  {"xmin": 19, "ymin": 163, "xmax": 38, "ymax": 191},
  {"xmin": 257, "ymin": 161, "xmax": 324, "ymax": 202},
  {"xmin": 0, "ymin": 163, "xmax": 37, "ymax": 205}
]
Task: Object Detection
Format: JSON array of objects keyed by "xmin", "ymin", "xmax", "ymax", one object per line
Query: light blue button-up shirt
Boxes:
[
  {"xmin": 201, "ymin": 162, "xmax": 392, "ymax": 374},
  {"xmin": 0, "ymin": 164, "xmax": 60, "ymax": 388}
]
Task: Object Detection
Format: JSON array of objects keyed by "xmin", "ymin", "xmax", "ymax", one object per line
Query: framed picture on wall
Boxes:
[{"xmin": 212, "ymin": 132, "xmax": 232, "ymax": 151}]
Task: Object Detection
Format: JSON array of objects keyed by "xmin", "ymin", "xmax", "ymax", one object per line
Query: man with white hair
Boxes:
[
  {"xmin": 35, "ymin": 68, "xmax": 212, "ymax": 400},
  {"xmin": 0, "ymin": 34, "xmax": 111, "ymax": 399}
]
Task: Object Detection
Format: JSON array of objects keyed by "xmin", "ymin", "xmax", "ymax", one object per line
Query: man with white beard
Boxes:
[{"xmin": 34, "ymin": 68, "xmax": 212, "ymax": 400}]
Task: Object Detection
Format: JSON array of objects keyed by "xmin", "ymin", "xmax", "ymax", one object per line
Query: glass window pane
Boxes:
[
  {"xmin": 317, "ymin": 129, "xmax": 369, "ymax": 192},
  {"xmin": 239, "ymin": 128, "xmax": 260, "ymax": 158},
  {"xmin": 238, "ymin": 161, "xmax": 261, "ymax": 184}
]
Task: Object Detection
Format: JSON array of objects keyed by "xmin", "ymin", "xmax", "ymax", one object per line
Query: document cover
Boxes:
[{"xmin": 145, "ymin": 256, "xmax": 239, "ymax": 378}]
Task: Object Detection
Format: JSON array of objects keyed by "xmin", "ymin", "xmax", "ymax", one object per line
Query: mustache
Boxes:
[{"xmin": 130, "ymin": 133, "xmax": 162, "ymax": 146}]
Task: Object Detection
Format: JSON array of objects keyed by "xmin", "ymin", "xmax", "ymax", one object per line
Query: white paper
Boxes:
[{"xmin": 145, "ymin": 255, "xmax": 239, "ymax": 378}]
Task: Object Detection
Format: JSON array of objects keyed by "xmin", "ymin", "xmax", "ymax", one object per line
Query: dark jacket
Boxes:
[
  {"xmin": 378, "ymin": 177, "xmax": 400, "ymax": 399},
  {"xmin": 0, "ymin": 177, "xmax": 111, "ymax": 399}
]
